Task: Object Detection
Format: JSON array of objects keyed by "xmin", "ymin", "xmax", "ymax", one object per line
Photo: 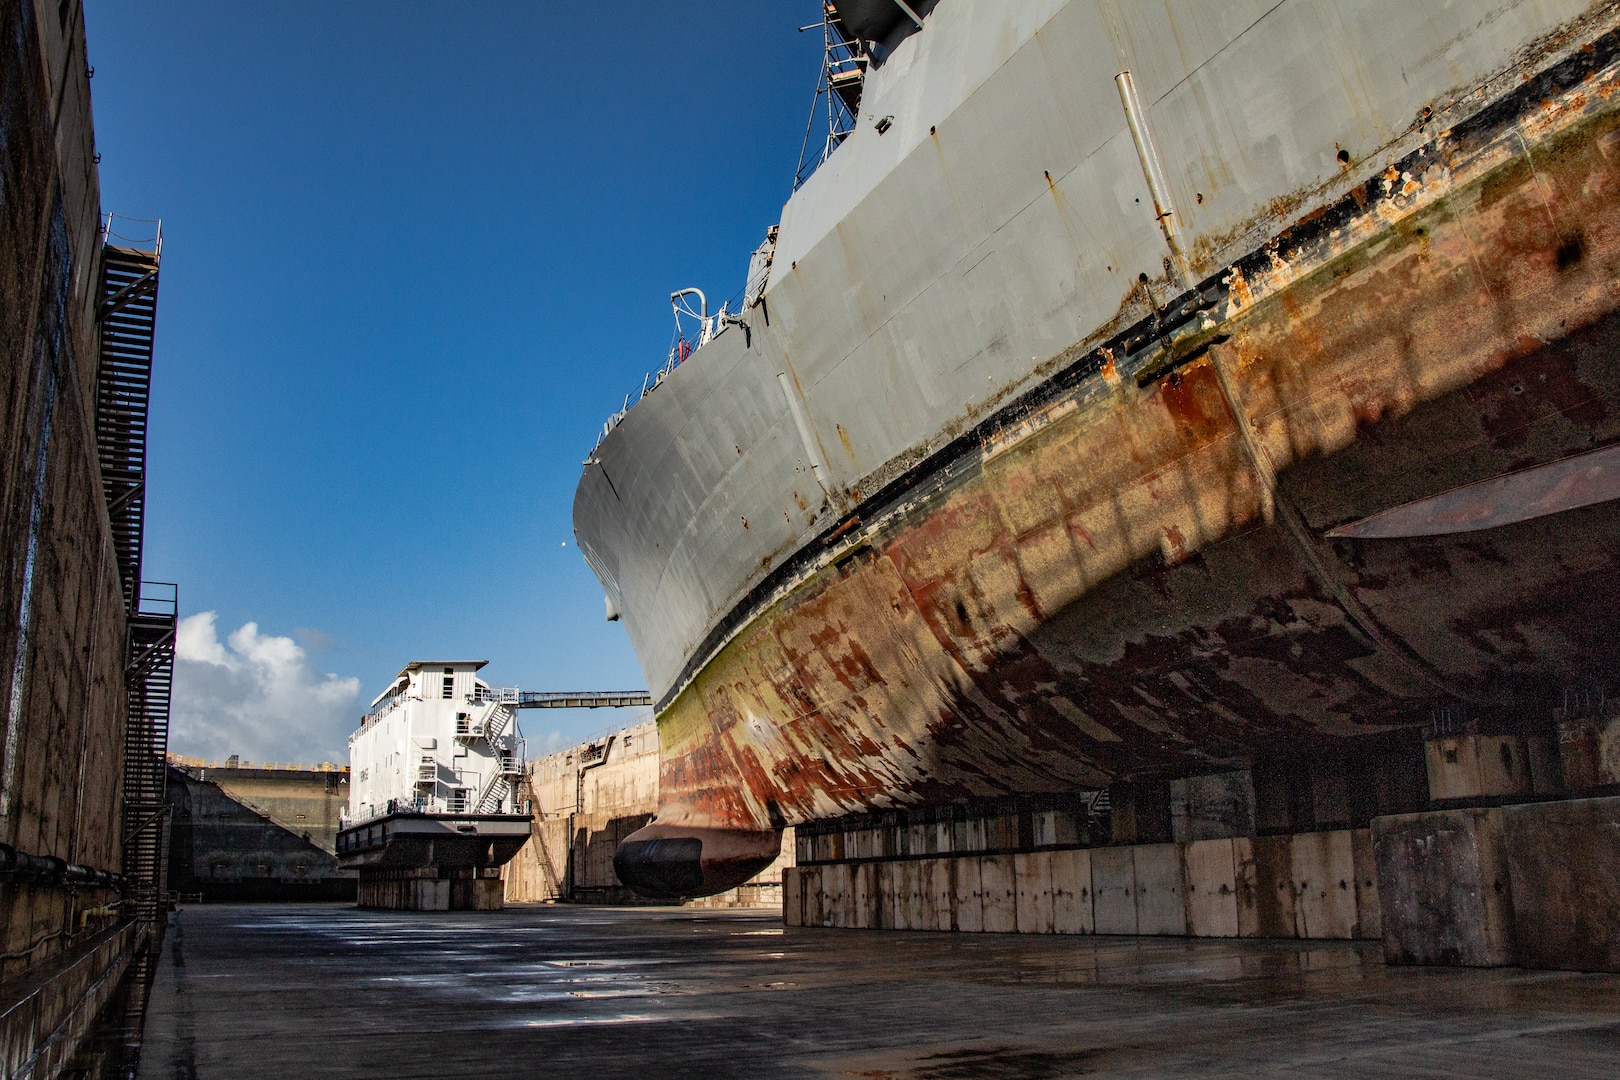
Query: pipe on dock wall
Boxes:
[{"xmin": 0, "ymin": 843, "xmax": 127, "ymax": 891}]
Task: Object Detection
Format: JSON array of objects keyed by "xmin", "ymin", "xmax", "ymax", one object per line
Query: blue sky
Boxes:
[{"xmin": 84, "ymin": 2, "xmax": 826, "ymax": 761}]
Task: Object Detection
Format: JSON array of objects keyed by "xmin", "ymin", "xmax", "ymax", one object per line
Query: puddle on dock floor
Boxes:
[{"xmin": 120, "ymin": 902, "xmax": 1620, "ymax": 1079}]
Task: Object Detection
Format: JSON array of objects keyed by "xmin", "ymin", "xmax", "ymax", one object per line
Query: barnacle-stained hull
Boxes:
[{"xmin": 574, "ymin": 1, "xmax": 1620, "ymax": 896}]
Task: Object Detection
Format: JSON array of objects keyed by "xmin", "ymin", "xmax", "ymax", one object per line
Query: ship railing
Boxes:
[
  {"xmin": 358, "ymin": 691, "xmax": 414, "ymax": 732},
  {"xmin": 471, "ymin": 686, "xmax": 520, "ymax": 705},
  {"xmin": 343, "ymin": 795, "xmax": 438, "ymax": 829},
  {"xmin": 590, "ymin": 278, "xmax": 747, "ymax": 455}
]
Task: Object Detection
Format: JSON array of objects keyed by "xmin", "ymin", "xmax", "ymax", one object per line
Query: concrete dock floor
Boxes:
[{"xmin": 131, "ymin": 903, "xmax": 1620, "ymax": 1079}]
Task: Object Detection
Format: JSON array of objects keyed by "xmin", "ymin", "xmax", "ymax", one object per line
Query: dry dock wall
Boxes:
[
  {"xmin": 164, "ymin": 763, "xmax": 355, "ymax": 902},
  {"xmin": 1374, "ymin": 796, "xmax": 1620, "ymax": 971},
  {"xmin": 1, "ymin": 0, "xmax": 129, "ymax": 959},
  {"xmin": 786, "ymin": 737, "xmax": 1620, "ymax": 973},
  {"xmin": 786, "ymin": 828, "xmax": 1381, "ymax": 940},
  {"xmin": 504, "ymin": 719, "xmax": 793, "ymax": 906},
  {"xmin": 0, "ymin": 2, "xmax": 153, "ymax": 1074}
]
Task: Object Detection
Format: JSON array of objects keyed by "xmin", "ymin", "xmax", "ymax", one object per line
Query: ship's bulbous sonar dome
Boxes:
[{"xmin": 613, "ymin": 822, "xmax": 782, "ymax": 900}]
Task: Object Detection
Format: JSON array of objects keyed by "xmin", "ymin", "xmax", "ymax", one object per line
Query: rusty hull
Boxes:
[{"xmin": 639, "ymin": 30, "xmax": 1620, "ymax": 846}]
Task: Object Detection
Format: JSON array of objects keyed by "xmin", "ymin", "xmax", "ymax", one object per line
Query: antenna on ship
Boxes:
[{"xmin": 795, "ymin": 3, "xmax": 866, "ymax": 190}]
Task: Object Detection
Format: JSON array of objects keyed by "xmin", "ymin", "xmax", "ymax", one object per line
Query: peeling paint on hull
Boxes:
[{"xmin": 640, "ymin": 31, "xmax": 1620, "ymax": 844}]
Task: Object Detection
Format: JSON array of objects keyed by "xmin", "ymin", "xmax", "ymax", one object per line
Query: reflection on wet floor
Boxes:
[
  {"xmin": 59, "ymin": 948, "xmax": 160, "ymax": 1080},
  {"xmin": 119, "ymin": 902, "xmax": 1620, "ymax": 1079}
]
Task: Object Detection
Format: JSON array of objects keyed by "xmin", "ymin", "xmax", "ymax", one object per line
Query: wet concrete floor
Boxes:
[{"xmin": 134, "ymin": 902, "xmax": 1620, "ymax": 1078}]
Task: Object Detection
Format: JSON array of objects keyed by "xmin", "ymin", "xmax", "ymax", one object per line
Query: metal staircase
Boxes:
[
  {"xmin": 481, "ymin": 701, "xmax": 512, "ymax": 746},
  {"xmin": 96, "ymin": 228, "xmax": 161, "ymax": 612},
  {"xmin": 121, "ymin": 584, "xmax": 176, "ymax": 922},
  {"xmin": 473, "ymin": 702, "xmax": 524, "ymax": 814},
  {"xmin": 97, "ymin": 216, "xmax": 176, "ymax": 924}
]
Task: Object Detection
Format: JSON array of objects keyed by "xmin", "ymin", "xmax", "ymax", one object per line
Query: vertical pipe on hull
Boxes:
[
  {"xmin": 778, "ymin": 370, "xmax": 831, "ymax": 497},
  {"xmin": 1116, "ymin": 70, "xmax": 1192, "ymax": 292}
]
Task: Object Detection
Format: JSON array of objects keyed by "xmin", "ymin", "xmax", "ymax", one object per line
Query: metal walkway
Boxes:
[{"xmin": 514, "ymin": 691, "xmax": 652, "ymax": 709}]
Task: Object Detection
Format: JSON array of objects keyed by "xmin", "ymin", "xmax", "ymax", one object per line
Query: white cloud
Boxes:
[{"xmin": 172, "ymin": 612, "xmax": 362, "ymax": 764}]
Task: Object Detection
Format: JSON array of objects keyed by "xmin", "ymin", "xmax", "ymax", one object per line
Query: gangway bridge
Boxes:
[
  {"xmin": 515, "ymin": 691, "xmax": 652, "ymax": 709},
  {"xmin": 484, "ymin": 690, "xmax": 653, "ymax": 710}
]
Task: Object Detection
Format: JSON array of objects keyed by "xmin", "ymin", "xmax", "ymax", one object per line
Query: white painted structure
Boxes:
[{"xmin": 344, "ymin": 660, "xmax": 527, "ymax": 824}]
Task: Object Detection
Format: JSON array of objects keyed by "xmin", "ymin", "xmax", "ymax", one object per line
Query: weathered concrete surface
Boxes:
[
  {"xmin": 0, "ymin": 0, "xmax": 131, "ymax": 979},
  {"xmin": 135, "ymin": 903, "xmax": 1620, "ymax": 1078},
  {"xmin": 355, "ymin": 870, "xmax": 503, "ymax": 912},
  {"xmin": 192, "ymin": 765, "xmax": 348, "ymax": 854},
  {"xmin": 0, "ymin": 922, "xmax": 141, "ymax": 1080},
  {"xmin": 1373, "ymin": 808, "xmax": 1517, "ymax": 967},
  {"xmin": 1502, "ymin": 796, "xmax": 1620, "ymax": 972},
  {"xmin": 1184, "ymin": 838, "xmax": 1239, "ymax": 938},
  {"xmin": 788, "ymin": 828, "xmax": 1381, "ymax": 942},
  {"xmin": 1558, "ymin": 700, "xmax": 1620, "ymax": 793},
  {"xmin": 165, "ymin": 765, "xmax": 354, "ymax": 902},
  {"xmin": 0, "ymin": 1, "xmax": 149, "ymax": 1072},
  {"xmin": 1425, "ymin": 734, "xmax": 1540, "ymax": 803},
  {"xmin": 511, "ymin": 722, "xmax": 660, "ymax": 903}
]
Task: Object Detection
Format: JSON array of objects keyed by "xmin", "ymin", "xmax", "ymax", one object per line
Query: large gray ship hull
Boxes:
[{"xmin": 573, "ymin": 0, "xmax": 1620, "ymax": 895}]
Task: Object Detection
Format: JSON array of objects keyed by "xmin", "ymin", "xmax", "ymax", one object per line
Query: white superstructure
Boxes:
[{"xmin": 345, "ymin": 660, "xmax": 527, "ymax": 824}]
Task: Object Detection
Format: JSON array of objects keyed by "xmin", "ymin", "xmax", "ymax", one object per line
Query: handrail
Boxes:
[
  {"xmin": 355, "ymin": 691, "xmax": 416, "ymax": 734},
  {"xmin": 102, "ymin": 211, "xmax": 162, "ymax": 255},
  {"xmin": 168, "ymin": 753, "xmax": 348, "ymax": 773},
  {"xmin": 515, "ymin": 690, "xmax": 652, "ymax": 709}
]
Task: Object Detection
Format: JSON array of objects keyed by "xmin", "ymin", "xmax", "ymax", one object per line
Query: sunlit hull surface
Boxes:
[{"xmin": 576, "ymin": 1, "xmax": 1620, "ymax": 897}]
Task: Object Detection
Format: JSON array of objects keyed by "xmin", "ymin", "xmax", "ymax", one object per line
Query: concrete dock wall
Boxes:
[
  {"xmin": 0, "ymin": 921, "xmax": 144, "ymax": 1080},
  {"xmin": 0, "ymin": 2, "xmax": 151, "ymax": 1073},
  {"xmin": 164, "ymin": 763, "xmax": 355, "ymax": 902},
  {"xmin": 785, "ymin": 828, "xmax": 1380, "ymax": 940},
  {"xmin": 1375, "ymin": 796, "xmax": 1620, "ymax": 971},
  {"xmin": 505, "ymin": 719, "xmax": 793, "ymax": 906},
  {"xmin": 357, "ymin": 868, "xmax": 503, "ymax": 912},
  {"xmin": 1, "ymin": 0, "xmax": 133, "ymax": 966}
]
